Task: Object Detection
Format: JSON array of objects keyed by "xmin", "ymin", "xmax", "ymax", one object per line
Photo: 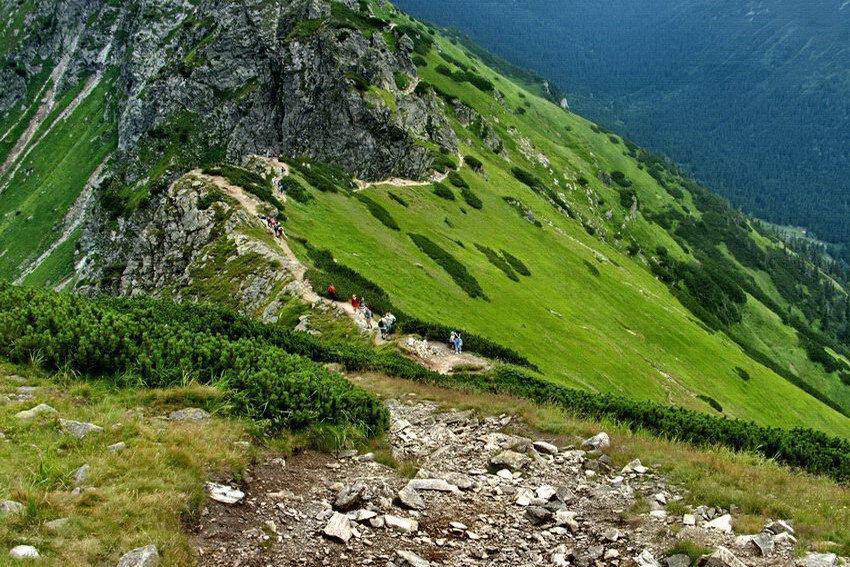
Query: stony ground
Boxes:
[{"xmin": 193, "ymin": 398, "xmax": 834, "ymax": 567}]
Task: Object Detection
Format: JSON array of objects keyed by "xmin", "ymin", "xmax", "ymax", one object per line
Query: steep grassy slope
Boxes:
[{"xmin": 277, "ymin": 2, "xmax": 850, "ymax": 436}]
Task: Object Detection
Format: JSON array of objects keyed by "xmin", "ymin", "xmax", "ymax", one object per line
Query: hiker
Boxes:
[
  {"xmin": 351, "ymin": 295, "xmax": 359, "ymax": 310},
  {"xmin": 363, "ymin": 306, "xmax": 373, "ymax": 328},
  {"xmin": 378, "ymin": 317, "xmax": 387, "ymax": 339},
  {"xmin": 327, "ymin": 284, "xmax": 336, "ymax": 298},
  {"xmin": 449, "ymin": 331, "xmax": 457, "ymax": 351},
  {"xmin": 455, "ymin": 332, "xmax": 463, "ymax": 354},
  {"xmin": 385, "ymin": 312, "xmax": 397, "ymax": 333}
]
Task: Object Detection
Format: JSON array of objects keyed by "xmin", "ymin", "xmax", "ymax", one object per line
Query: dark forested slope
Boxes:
[{"xmin": 394, "ymin": 0, "xmax": 850, "ymax": 256}]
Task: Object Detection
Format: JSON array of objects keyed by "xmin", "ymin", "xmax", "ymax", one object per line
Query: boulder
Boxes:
[
  {"xmin": 798, "ymin": 554, "xmax": 838, "ymax": 567},
  {"xmin": 15, "ymin": 403, "xmax": 57, "ymax": 420},
  {"xmin": 107, "ymin": 442, "xmax": 127, "ymax": 452},
  {"xmin": 206, "ymin": 482, "xmax": 245, "ymax": 504},
  {"xmin": 397, "ymin": 485, "xmax": 426, "ymax": 510},
  {"xmin": 168, "ymin": 408, "xmax": 210, "ymax": 421},
  {"xmin": 397, "ymin": 550, "xmax": 430, "ymax": 567},
  {"xmin": 622, "ymin": 458, "xmax": 648, "ymax": 474},
  {"xmin": 117, "ymin": 545, "xmax": 160, "ymax": 567},
  {"xmin": 323, "ymin": 512, "xmax": 353, "ymax": 543},
  {"xmin": 9, "ymin": 546, "xmax": 40, "ymax": 560},
  {"xmin": 748, "ymin": 532, "xmax": 774, "ymax": 556},
  {"xmin": 490, "ymin": 450, "xmax": 531, "ymax": 471},
  {"xmin": 704, "ymin": 514, "xmax": 733, "ymax": 533},
  {"xmin": 554, "ymin": 510, "xmax": 579, "ymax": 531},
  {"xmin": 765, "ymin": 519, "xmax": 794, "ymax": 535},
  {"xmin": 683, "ymin": 514, "xmax": 696, "ymax": 526},
  {"xmin": 60, "ymin": 419, "xmax": 104, "ymax": 439},
  {"xmin": 701, "ymin": 546, "xmax": 746, "ymax": 567},
  {"xmin": 581, "ymin": 432, "xmax": 610, "ymax": 451}
]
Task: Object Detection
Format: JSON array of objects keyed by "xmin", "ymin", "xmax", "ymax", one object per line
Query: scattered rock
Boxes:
[
  {"xmin": 635, "ymin": 549, "xmax": 661, "ymax": 567},
  {"xmin": 683, "ymin": 514, "xmax": 696, "ymax": 526},
  {"xmin": 798, "ymin": 553, "xmax": 838, "ymax": 567},
  {"xmin": 397, "ymin": 485, "xmax": 426, "ymax": 510},
  {"xmin": 60, "ymin": 418, "xmax": 104, "ymax": 439},
  {"xmin": 766, "ymin": 519, "xmax": 795, "ymax": 535},
  {"xmin": 748, "ymin": 532, "xmax": 774, "ymax": 556},
  {"xmin": 206, "ymin": 483, "xmax": 245, "ymax": 504},
  {"xmin": 73, "ymin": 464, "xmax": 90, "ymax": 485},
  {"xmin": 334, "ymin": 480, "xmax": 367, "ymax": 511},
  {"xmin": 532, "ymin": 440, "xmax": 559, "ymax": 455},
  {"xmin": 666, "ymin": 554, "xmax": 691, "ymax": 567},
  {"xmin": 526, "ymin": 506, "xmax": 553, "ymax": 526},
  {"xmin": 15, "ymin": 403, "xmax": 57, "ymax": 420},
  {"xmin": 0, "ymin": 500, "xmax": 24, "ymax": 516},
  {"xmin": 396, "ymin": 550, "xmax": 430, "ymax": 567},
  {"xmin": 622, "ymin": 458, "xmax": 648, "ymax": 474},
  {"xmin": 384, "ymin": 514, "xmax": 418, "ymax": 533},
  {"xmin": 168, "ymin": 408, "xmax": 210, "ymax": 421},
  {"xmin": 704, "ymin": 514, "xmax": 733, "ymax": 533},
  {"xmin": 107, "ymin": 442, "xmax": 127, "ymax": 452},
  {"xmin": 581, "ymin": 432, "xmax": 610, "ymax": 451},
  {"xmin": 9, "ymin": 545, "xmax": 39, "ymax": 560},
  {"xmin": 43, "ymin": 518, "xmax": 70, "ymax": 532},
  {"xmin": 406, "ymin": 478, "xmax": 458, "ymax": 492},
  {"xmin": 702, "ymin": 546, "xmax": 746, "ymax": 567},
  {"xmin": 490, "ymin": 450, "xmax": 530, "ymax": 471},
  {"xmin": 117, "ymin": 545, "xmax": 160, "ymax": 567},
  {"xmin": 323, "ymin": 512, "xmax": 353, "ymax": 543}
]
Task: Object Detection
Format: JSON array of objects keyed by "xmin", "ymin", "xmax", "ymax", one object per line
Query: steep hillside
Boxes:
[
  {"xmin": 0, "ymin": 0, "xmax": 849, "ymax": 441},
  {"xmin": 394, "ymin": 0, "xmax": 850, "ymax": 260}
]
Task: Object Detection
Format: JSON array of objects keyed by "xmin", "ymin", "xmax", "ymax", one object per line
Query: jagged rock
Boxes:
[
  {"xmin": 774, "ymin": 532, "xmax": 798, "ymax": 545},
  {"xmin": 349, "ymin": 509, "xmax": 378, "ymax": 523},
  {"xmin": 536, "ymin": 484, "xmax": 557, "ymax": 501},
  {"xmin": 117, "ymin": 545, "xmax": 160, "ymax": 567},
  {"xmin": 60, "ymin": 418, "xmax": 104, "ymax": 439},
  {"xmin": 384, "ymin": 514, "xmax": 418, "ymax": 533},
  {"xmin": 444, "ymin": 472, "xmax": 474, "ymax": 491},
  {"xmin": 622, "ymin": 458, "xmax": 648, "ymax": 474},
  {"xmin": 635, "ymin": 549, "xmax": 661, "ymax": 567},
  {"xmin": 74, "ymin": 464, "xmax": 90, "ymax": 485},
  {"xmin": 765, "ymin": 519, "xmax": 795, "ymax": 535},
  {"xmin": 334, "ymin": 480, "xmax": 368, "ymax": 511},
  {"xmin": 15, "ymin": 403, "xmax": 57, "ymax": 420},
  {"xmin": 0, "ymin": 500, "xmax": 24, "ymax": 516},
  {"xmin": 43, "ymin": 518, "xmax": 70, "ymax": 532},
  {"xmin": 666, "ymin": 555, "xmax": 691, "ymax": 567},
  {"xmin": 744, "ymin": 532, "xmax": 774, "ymax": 556},
  {"xmin": 526, "ymin": 506, "xmax": 553, "ymax": 526},
  {"xmin": 490, "ymin": 450, "xmax": 531, "ymax": 470},
  {"xmin": 704, "ymin": 514, "xmax": 733, "ymax": 533},
  {"xmin": 604, "ymin": 528, "xmax": 621, "ymax": 542},
  {"xmin": 581, "ymin": 432, "xmax": 610, "ymax": 451},
  {"xmin": 576, "ymin": 545, "xmax": 605, "ymax": 567},
  {"xmin": 323, "ymin": 512, "xmax": 353, "ymax": 543},
  {"xmin": 701, "ymin": 546, "xmax": 746, "ymax": 567},
  {"xmin": 397, "ymin": 485, "xmax": 426, "ymax": 510},
  {"xmin": 206, "ymin": 482, "xmax": 245, "ymax": 504},
  {"xmin": 168, "ymin": 408, "xmax": 210, "ymax": 421},
  {"xmin": 532, "ymin": 440, "xmax": 559, "ymax": 455},
  {"xmin": 397, "ymin": 550, "xmax": 430, "ymax": 567},
  {"xmin": 683, "ymin": 514, "xmax": 696, "ymax": 526},
  {"xmin": 9, "ymin": 546, "xmax": 39, "ymax": 560},
  {"xmin": 406, "ymin": 478, "xmax": 458, "ymax": 492},
  {"xmin": 798, "ymin": 553, "xmax": 838, "ymax": 567}
]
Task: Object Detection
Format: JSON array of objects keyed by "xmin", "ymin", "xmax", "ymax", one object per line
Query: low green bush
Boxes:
[
  {"xmin": 697, "ymin": 394, "xmax": 723, "ymax": 413},
  {"xmin": 387, "ymin": 191, "xmax": 409, "ymax": 207},
  {"xmin": 583, "ymin": 260, "xmax": 600, "ymax": 277},
  {"xmin": 501, "ymin": 250, "xmax": 531, "ymax": 277},
  {"xmin": 447, "ymin": 171, "xmax": 469, "ymax": 188},
  {"xmin": 464, "ymin": 155, "xmax": 483, "ymax": 172},
  {"xmin": 290, "ymin": 157, "xmax": 353, "ymax": 193},
  {"xmin": 475, "ymin": 244, "xmax": 519, "ymax": 281},
  {"xmin": 611, "ymin": 170, "xmax": 632, "ymax": 188},
  {"xmin": 409, "ymin": 233, "xmax": 487, "ymax": 299},
  {"xmin": 430, "ymin": 152, "xmax": 457, "ymax": 173},
  {"xmin": 735, "ymin": 366, "xmax": 751, "ymax": 381},
  {"xmin": 394, "ymin": 72, "xmax": 410, "ymax": 91},
  {"xmin": 0, "ymin": 285, "xmax": 387, "ymax": 434},
  {"xmin": 460, "ymin": 188, "xmax": 483, "ymax": 210},
  {"xmin": 279, "ymin": 176, "xmax": 312, "ymax": 204},
  {"xmin": 356, "ymin": 194, "xmax": 400, "ymax": 231},
  {"xmin": 197, "ymin": 188, "xmax": 228, "ymax": 210},
  {"xmin": 432, "ymin": 182, "xmax": 456, "ymax": 201}
]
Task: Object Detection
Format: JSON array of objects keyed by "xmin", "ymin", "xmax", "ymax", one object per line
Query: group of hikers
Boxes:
[
  {"xmin": 449, "ymin": 330, "xmax": 464, "ymax": 354},
  {"xmin": 259, "ymin": 214, "xmax": 284, "ymax": 238}
]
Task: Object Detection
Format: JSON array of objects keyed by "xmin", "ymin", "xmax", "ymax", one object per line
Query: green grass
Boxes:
[{"xmin": 0, "ymin": 362, "xmax": 252, "ymax": 566}]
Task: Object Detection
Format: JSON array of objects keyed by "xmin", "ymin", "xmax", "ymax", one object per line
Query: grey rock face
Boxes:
[{"xmin": 116, "ymin": 545, "xmax": 160, "ymax": 567}]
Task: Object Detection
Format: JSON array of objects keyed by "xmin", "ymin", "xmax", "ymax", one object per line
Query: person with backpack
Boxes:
[
  {"xmin": 351, "ymin": 295, "xmax": 359, "ymax": 310},
  {"xmin": 363, "ymin": 305, "xmax": 373, "ymax": 328},
  {"xmin": 455, "ymin": 333, "xmax": 463, "ymax": 354},
  {"xmin": 449, "ymin": 331, "xmax": 457, "ymax": 352},
  {"xmin": 327, "ymin": 284, "xmax": 336, "ymax": 298},
  {"xmin": 378, "ymin": 317, "xmax": 388, "ymax": 339}
]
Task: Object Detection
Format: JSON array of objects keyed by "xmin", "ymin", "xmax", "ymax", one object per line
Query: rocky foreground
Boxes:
[{"xmin": 193, "ymin": 397, "xmax": 844, "ymax": 567}]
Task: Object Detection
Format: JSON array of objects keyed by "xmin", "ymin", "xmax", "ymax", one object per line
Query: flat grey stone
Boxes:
[
  {"xmin": 168, "ymin": 408, "xmax": 210, "ymax": 421},
  {"xmin": 117, "ymin": 545, "xmax": 160, "ymax": 567},
  {"xmin": 60, "ymin": 419, "xmax": 104, "ymax": 439}
]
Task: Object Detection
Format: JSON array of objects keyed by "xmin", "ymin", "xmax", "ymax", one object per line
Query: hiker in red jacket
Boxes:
[
  {"xmin": 351, "ymin": 295, "xmax": 359, "ymax": 310},
  {"xmin": 327, "ymin": 284, "xmax": 336, "ymax": 298}
]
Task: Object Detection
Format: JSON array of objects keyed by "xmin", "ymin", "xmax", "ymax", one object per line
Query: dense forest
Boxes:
[{"xmin": 394, "ymin": 0, "xmax": 850, "ymax": 259}]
